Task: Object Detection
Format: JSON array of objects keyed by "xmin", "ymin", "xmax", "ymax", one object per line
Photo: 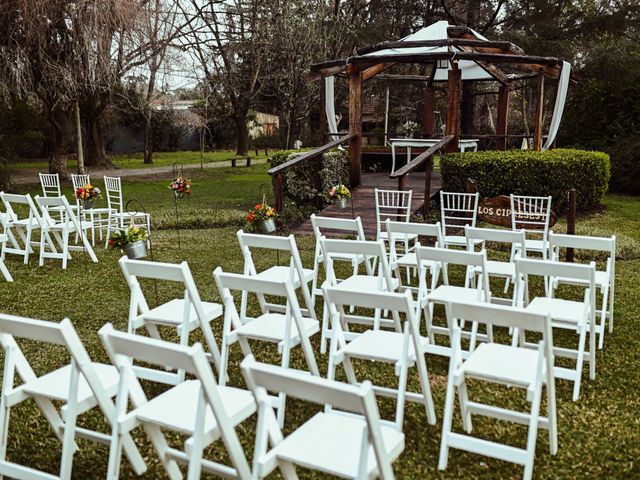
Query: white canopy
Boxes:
[{"xmin": 363, "ymin": 20, "xmax": 495, "ymax": 81}]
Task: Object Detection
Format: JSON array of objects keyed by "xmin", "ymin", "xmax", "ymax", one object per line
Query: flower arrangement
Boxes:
[
  {"xmin": 399, "ymin": 120, "xmax": 419, "ymax": 137},
  {"xmin": 169, "ymin": 176, "xmax": 191, "ymax": 197},
  {"xmin": 108, "ymin": 225, "xmax": 148, "ymax": 250},
  {"xmin": 246, "ymin": 202, "xmax": 277, "ymax": 224},
  {"xmin": 75, "ymin": 184, "xmax": 101, "ymax": 201},
  {"xmin": 327, "ymin": 184, "xmax": 351, "ymax": 201}
]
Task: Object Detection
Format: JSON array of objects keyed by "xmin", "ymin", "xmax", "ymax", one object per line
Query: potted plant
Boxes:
[
  {"xmin": 108, "ymin": 225, "xmax": 149, "ymax": 259},
  {"xmin": 75, "ymin": 184, "xmax": 101, "ymax": 209},
  {"xmin": 247, "ymin": 201, "xmax": 277, "ymax": 233},
  {"xmin": 327, "ymin": 184, "xmax": 351, "ymax": 209},
  {"xmin": 399, "ymin": 120, "xmax": 419, "ymax": 138},
  {"xmin": 169, "ymin": 176, "xmax": 191, "ymax": 198}
]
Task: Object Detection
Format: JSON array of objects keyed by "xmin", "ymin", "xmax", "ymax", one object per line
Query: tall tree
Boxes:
[{"xmin": 182, "ymin": 0, "xmax": 270, "ymax": 156}]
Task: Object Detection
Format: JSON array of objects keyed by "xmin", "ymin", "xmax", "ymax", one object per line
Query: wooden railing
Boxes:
[
  {"xmin": 268, "ymin": 134, "xmax": 355, "ymax": 211},
  {"xmin": 389, "ymin": 135, "xmax": 454, "ymax": 216}
]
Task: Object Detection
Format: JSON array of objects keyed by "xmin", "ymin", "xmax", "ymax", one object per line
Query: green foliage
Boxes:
[
  {"xmin": 558, "ymin": 38, "xmax": 640, "ymax": 193},
  {"xmin": 108, "ymin": 225, "xmax": 148, "ymax": 249},
  {"xmin": 441, "ymin": 149, "xmax": 610, "ymax": 211},
  {"xmin": 269, "ymin": 148, "xmax": 350, "ymax": 205},
  {"xmin": 606, "ymin": 135, "xmax": 640, "ymax": 195}
]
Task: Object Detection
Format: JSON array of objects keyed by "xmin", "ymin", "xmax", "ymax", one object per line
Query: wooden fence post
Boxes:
[
  {"xmin": 566, "ymin": 188, "xmax": 576, "ymax": 262},
  {"xmin": 423, "ymin": 157, "xmax": 433, "ymax": 218},
  {"xmin": 273, "ymin": 173, "xmax": 284, "ymax": 212}
]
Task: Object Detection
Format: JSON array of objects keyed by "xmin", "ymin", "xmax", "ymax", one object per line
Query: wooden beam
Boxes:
[
  {"xmin": 362, "ymin": 62, "xmax": 395, "ymax": 81},
  {"xmin": 356, "ymin": 38, "xmax": 525, "ymax": 56},
  {"xmin": 371, "ymin": 73, "xmax": 432, "ymax": 82},
  {"xmin": 445, "ymin": 62, "xmax": 462, "ymax": 153},
  {"xmin": 349, "ymin": 70, "xmax": 363, "ymax": 186},
  {"xmin": 533, "ymin": 68, "xmax": 545, "ymax": 151},
  {"xmin": 423, "ymin": 85, "xmax": 436, "ymax": 137},
  {"xmin": 496, "ymin": 84, "xmax": 510, "ymax": 150},
  {"xmin": 347, "ymin": 52, "xmax": 563, "ymax": 71}
]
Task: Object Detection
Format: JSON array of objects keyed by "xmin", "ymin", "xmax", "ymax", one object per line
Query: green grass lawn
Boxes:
[
  {"xmin": 22, "ymin": 164, "xmax": 274, "ymax": 231},
  {"xmin": 10, "ymin": 149, "xmax": 270, "ymax": 171},
  {"xmin": 0, "ymin": 165, "xmax": 639, "ymax": 478}
]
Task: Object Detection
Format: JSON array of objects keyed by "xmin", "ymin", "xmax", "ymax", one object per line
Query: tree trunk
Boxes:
[
  {"xmin": 143, "ymin": 112, "xmax": 153, "ymax": 164},
  {"xmin": 236, "ymin": 112, "xmax": 249, "ymax": 156},
  {"xmin": 85, "ymin": 114, "xmax": 113, "ymax": 168},
  {"xmin": 75, "ymin": 102, "xmax": 85, "ymax": 174},
  {"xmin": 48, "ymin": 108, "xmax": 69, "ymax": 176}
]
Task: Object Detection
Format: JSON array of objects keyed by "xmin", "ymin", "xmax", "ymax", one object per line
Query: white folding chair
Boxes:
[
  {"xmin": 213, "ymin": 268, "xmax": 319, "ymax": 426},
  {"xmin": 324, "ymin": 286, "xmax": 437, "ymax": 428},
  {"xmin": 241, "ymin": 355, "xmax": 404, "ymax": 480},
  {"xmin": 39, "ymin": 172, "xmax": 62, "ymax": 197},
  {"xmin": 386, "ymin": 219, "xmax": 444, "ymax": 292},
  {"xmin": 510, "ymin": 195, "xmax": 553, "ymax": 259},
  {"xmin": 0, "ymin": 192, "xmax": 42, "ymax": 264},
  {"xmin": 515, "ymin": 257, "xmax": 596, "ymax": 401},
  {"xmin": 416, "ymin": 246, "xmax": 491, "ymax": 357},
  {"xmin": 237, "ymin": 230, "xmax": 314, "ymax": 317},
  {"xmin": 119, "ymin": 257, "xmax": 223, "ymax": 383},
  {"xmin": 0, "ymin": 314, "xmax": 146, "ymax": 480},
  {"xmin": 439, "ymin": 302, "xmax": 557, "ymax": 480},
  {"xmin": 34, "ymin": 195, "xmax": 97, "ymax": 269},
  {"xmin": 374, "ymin": 189, "xmax": 417, "ymax": 258},
  {"xmin": 0, "ymin": 233, "xmax": 11, "ymax": 281},
  {"xmin": 320, "ymin": 237, "xmax": 400, "ymax": 353},
  {"xmin": 310, "ymin": 214, "xmax": 369, "ymax": 308},
  {"xmin": 439, "ymin": 191, "xmax": 480, "ymax": 249},
  {"xmin": 103, "ymin": 176, "xmax": 151, "ymax": 249},
  {"xmin": 465, "ymin": 225, "xmax": 527, "ymax": 306},
  {"xmin": 99, "ymin": 324, "xmax": 254, "ymax": 480},
  {"xmin": 549, "ymin": 232, "xmax": 616, "ymax": 349},
  {"xmin": 71, "ymin": 173, "xmax": 111, "ymax": 246}
]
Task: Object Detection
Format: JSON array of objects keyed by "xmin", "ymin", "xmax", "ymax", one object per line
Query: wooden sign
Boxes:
[{"xmin": 477, "ymin": 195, "xmax": 556, "ymax": 229}]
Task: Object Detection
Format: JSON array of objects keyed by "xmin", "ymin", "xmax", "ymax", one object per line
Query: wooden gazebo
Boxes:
[{"xmin": 308, "ymin": 21, "xmax": 569, "ymax": 187}]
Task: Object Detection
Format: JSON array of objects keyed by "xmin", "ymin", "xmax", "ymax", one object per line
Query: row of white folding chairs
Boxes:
[
  {"xmin": 311, "ymin": 212, "xmax": 615, "ymax": 352},
  {"xmin": 118, "ymin": 253, "xmax": 566, "ymax": 480},
  {"xmin": 0, "ymin": 280, "xmax": 411, "ymax": 479},
  {"xmin": 373, "ymin": 189, "xmax": 554, "ymax": 257},
  {"xmin": 237, "ymin": 221, "xmax": 601, "ymax": 407},
  {"xmin": 0, "ymin": 192, "xmax": 98, "ymax": 270},
  {"xmin": 119, "ymin": 251, "xmax": 430, "ymax": 478},
  {"xmin": 40, "ymin": 173, "xmax": 151, "ymax": 248}
]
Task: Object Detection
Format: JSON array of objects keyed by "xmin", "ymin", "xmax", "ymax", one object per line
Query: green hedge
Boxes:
[
  {"xmin": 269, "ymin": 148, "xmax": 350, "ymax": 205},
  {"xmin": 441, "ymin": 149, "xmax": 610, "ymax": 211}
]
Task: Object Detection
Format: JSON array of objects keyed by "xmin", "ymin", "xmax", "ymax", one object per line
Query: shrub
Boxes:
[
  {"xmin": 269, "ymin": 148, "xmax": 350, "ymax": 205},
  {"xmin": 441, "ymin": 149, "xmax": 610, "ymax": 211}
]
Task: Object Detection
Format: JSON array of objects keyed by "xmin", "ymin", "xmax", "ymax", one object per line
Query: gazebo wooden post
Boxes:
[
  {"xmin": 445, "ymin": 60, "xmax": 462, "ymax": 153},
  {"xmin": 533, "ymin": 68, "xmax": 545, "ymax": 150},
  {"xmin": 320, "ymin": 77, "xmax": 329, "ymax": 145},
  {"xmin": 348, "ymin": 66, "xmax": 362, "ymax": 187},
  {"xmin": 496, "ymin": 83, "xmax": 510, "ymax": 150},
  {"xmin": 423, "ymin": 84, "xmax": 436, "ymax": 137}
]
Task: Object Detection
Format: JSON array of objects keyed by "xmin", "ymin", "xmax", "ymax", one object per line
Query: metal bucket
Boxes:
[
  {"xmin": 258, "ymin": 218, "xmax": 276, "ymax": 234},
  {"xmin": 83, "ymin": 199, "xmax": 95, "ymax": 209},
  {"xmin": 125, "ymin": 240, "xmax": 148, "ymax": 259},
  {"xmin": 335, "ymin": 197, "xmax": 349, "ymax": 209}
]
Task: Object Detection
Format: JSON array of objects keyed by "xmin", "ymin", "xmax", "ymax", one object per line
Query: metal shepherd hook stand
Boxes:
[
  {"xmin": 124, "ymin": 198, "xmax": 159, "ymax": 306},
  {"xmin": 171, "ymin": 162, "xmax": 186, "ymax": 252}
]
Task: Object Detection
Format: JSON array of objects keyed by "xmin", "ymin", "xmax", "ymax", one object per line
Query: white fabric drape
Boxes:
[
  {"xmin": 542, "ymin": 61, "xmax": 571, "ymax": 150},
  {"xmin": 325, "ymin": 76, "xmax": 339, "ymax": 141}
]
